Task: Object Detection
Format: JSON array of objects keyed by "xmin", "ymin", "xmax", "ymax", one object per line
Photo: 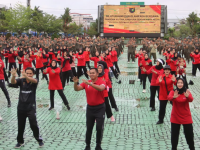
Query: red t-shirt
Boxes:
[
  {"xmin": 190, "ymin": 53, "xmax": 200, "ymax": 64},
  {"xmin": 90, "ymin": 56, "xmax": 104, "ymax": 68},
  {"xmin": 111, "ymin": 50, "xmax": 118, "ymax": 62},
  {"xmin": 21, "ymin": 58, "xmax": 32, "ymax": 70},
  {"xmin": 32, "ymin": 55, "xmax": 43, "ymax": 68},
  {"xmin": 44, "ymin": 67, "xmax": 63, "ymax": 90},
  {"xmin": 60, "ymin": 57, "xmax": 71, "ymax": 72},
  {"xmin": 141, "ymin": 59, "xmax": 152, "ymax": 74},
  {"xmin": 83, "ymin": 51, "xmax": 90, "ymax": 62},
  {"xmin": 147, "ymin": 66, "xmax": 164, "ymax": 86},
  {"xmin": 80, "ymin": 78, "xmax": 106, "ymax": 106},
  {"xmin": 104, "ymin": 55, "xmax": 113, "ymax": 67},
  {"xmin": 156, "ymin": 74, "xmax": 177, "ymax": 100},
  {"xmin": 168, "ymin": 91, "xmax": 193, "ymax": 124},
  {"xmin": 76, "ymin": 53, "xmax": 85, "ymax": 66},
  {"xmin": 0, "ymin": 59, "xmax": 5, "ymax": 80}
]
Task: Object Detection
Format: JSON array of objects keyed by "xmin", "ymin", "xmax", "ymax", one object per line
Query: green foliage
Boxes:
[
  {"xmin": 186, "ymin": 12, "xmax": 200, "ymax": 37},
  {"xmin": 168, "ymin": 27, "xmax": 175, "ymax": 37},
  {"xmin": 0, "ymin": 7, "xmax": 8, "ymax": 32},
  {"xmin": 86, "ymin": 19, "xmax": 99, "ymax": 37},
  {"xmin": 51, "ymin": 33, "xmax": 59, "ymax": 40},
  {"xmin": 3, "ymin": 3, "xmax": 32, "ymax": 35},
  {"xmin": 61, "ymin": 8, "xmax": 72, "ymax": 33},
  {"xmin": 163, "ymin": 34, "xmax": 169, "ymax": 40},
  {"xmin": 67, "ymin": 22, "xmax": 83, "ymax": 35}
]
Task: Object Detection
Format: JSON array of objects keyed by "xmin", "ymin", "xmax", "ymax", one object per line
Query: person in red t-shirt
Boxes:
[
  {"xmin": 156, "ymin": 65, "xmax": 176, "ymax": 124},
  {"xmin": 135, "ymin": 49, "xmax": 145, "ymax": 83},
  {"xmin": 90, "ymin": 51, "xmax": 104, "ymax": 68},
  {"xmin": 84, "ymin": 47, "xmax": 91, "ymax": 69},
  {"xmin": 58, "ymin": 51, "xmax": 74, "ymax": 88},
  {"xmin": 166, "ymin": 52, "xmax": 178, "ymax": 76},
  {"xmin": 103, "ymin": 50, "xmax": 119, "ymax": 81},
  {"xmin": 111, "ymin": 47, "xmax": 120, "ymax": 74},
  {"xmin": 168, "ymin": 78, "xmax": 195, "ymax": 150},
  {"xmin": 17, "ymin": 54, "xmax": 32, "ymax": 70},
  {"xmin": 0, "ymin": 57, "xmax": 11, "ymax": 107},
  {"xmin": 140, "ymin": 53, "xmax": 152, "ymax": 93},
  {"xmin": 73, "ymin": 68, "xmax": 106, "ymax": 150},
  {"xmin": 76, "ymin": 49, "xmax": 89, "ymax": 79},
  {"xmin": 97, "ymin": 64, "xmax": 115, "ymax": 122},
  {"xmin": 43, "ymin": 60, "xmax": 70, "ymax": 111},
  {"xmin": 147, "ymin": 59, "xmax": 165, "ymax": 111},
  {"xmin": 190, "ymin": 48, "xmax": 200, "ymax": 77},
  {"xmin": 17, "ymin": 48, "xmax": 25, "ymax": 76},
  {"xmin": 32, "ymin": 51, "xmax": 48, "ymax": 83},
  {"xmin": 1, "ymin": 48, "xmax": 18, "ymax": 78},
  {"xmin": 98, "ymin": 61, "xmax": 119, "ymax": 112}
]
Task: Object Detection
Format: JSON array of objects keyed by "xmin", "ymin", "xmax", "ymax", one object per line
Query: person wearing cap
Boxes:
[
  {"xmin": 147, "ymin": 59, "xmax": 165, "ymax": 111},
  {"xmin": 168, "ymin": 78, "xmax": 195, "ymax": 150},
  {"xmin": 190, "ymin": 48, "xmax": 200, "ymax": 78},
  {"xmin": 156, "ymin": 65, "xmax": 176, "ymax": 124}
]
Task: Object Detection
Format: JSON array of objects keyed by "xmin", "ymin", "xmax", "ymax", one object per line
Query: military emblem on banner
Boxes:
[{"xmin": 129, "ymin": 8, "xmax": 135, "ymax": 13}]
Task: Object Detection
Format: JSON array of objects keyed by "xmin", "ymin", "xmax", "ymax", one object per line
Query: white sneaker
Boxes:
[
  {"xmin": 0, "ymin": 116, "xmax": 2, "ymax": 121},
  {"xmin": 132, "ymin": 61, "xmax": 135, "ymax": 64},
  {"xmin": 137, "ymin": 79, "xmax": 140, "ymax": 82},
  {"xmin": 142, "ymin": 89, "xmax": 146, "ymax": 93}
]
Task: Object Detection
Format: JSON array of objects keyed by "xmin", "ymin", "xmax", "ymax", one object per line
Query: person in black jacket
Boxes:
[{"xmin": 10, "ymin": 67, "xmax": 44, "ymax": 148}]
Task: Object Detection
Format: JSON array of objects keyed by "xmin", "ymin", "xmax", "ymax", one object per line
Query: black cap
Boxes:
[{"xmin": 163, "ymin": 65, "xmax": 171, "ymax": 70}]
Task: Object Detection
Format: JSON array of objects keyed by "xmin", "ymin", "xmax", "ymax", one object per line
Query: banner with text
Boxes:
[{"xmin": 104, "ymin": 5, "xmax": 161, "ymax": 33}]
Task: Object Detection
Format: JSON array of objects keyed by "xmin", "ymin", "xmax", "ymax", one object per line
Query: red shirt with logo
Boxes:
[{"xmin": 80, "ymin": 78, "xmax": 106, "ymax": 106}]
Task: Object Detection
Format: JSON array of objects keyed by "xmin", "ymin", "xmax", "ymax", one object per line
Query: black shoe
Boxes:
[
  {"xmin": 115, "ymin": 107, "xmax": 119, "ymax": 112},
  {"xmin": 15, "ymin": 143, "xmax": 24, "ymax": 148},
  {"xmin": 95, "ymin": 144, "xmax": 102, "ymax": 150},
  {"xmin": 38, "ymin": 141, "xmax": 44, "ymax": 147},
  {"xmin": 66, "ymin": 104, "xmax": 70, "ymax": 110},
  {"xmin": 84, "ymin": 145, "xmax": 91, "ymax": 150},
  {"xmin": 7, "ymin": 103, "xmax": 11, "ymax": 108},
  {"xmin": 156, "ymin": 121, "xmax": 163, "ymax": 124},
  {"xmin": 151, "ymin": 108, "xmax": 155, "ymax": 111},
  {"xmin": 117, "ymin": 80, "xmax": 121, "ymax": 84},
  {"xmin": 48, "ymin": 107, "xmax": 54, "ymax": 110}
]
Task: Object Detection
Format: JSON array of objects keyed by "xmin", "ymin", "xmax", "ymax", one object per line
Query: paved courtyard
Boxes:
[{"xmin": 1, "ymin": 46, "xmax": 200, "ymax": 150}]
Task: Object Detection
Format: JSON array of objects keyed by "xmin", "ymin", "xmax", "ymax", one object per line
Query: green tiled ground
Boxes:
[{"xmin": 1, "ymin": 46, "xmax": 200, "ymax": 150}]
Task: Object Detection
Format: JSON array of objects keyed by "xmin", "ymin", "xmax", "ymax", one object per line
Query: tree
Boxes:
[
  {"xmin": 186, "ymin": 12, "xmax": 200, "ymax": 37},
  {"xmin": 86, "ymin": 19, "xmax": 99, "ymax": 37},
  {"xmin": 0, "ymin": 7, "xmax": 8, "ymax": 33},
  {"xmin": 178, "ymin": 24, "xmax": 191, "ymax": 38},
  {"xmin": 61, "ymin": 8, "xmax": 72, "ymax": 35},
  {"xmin": 30, "ymin": 6, "xmax": 44, "ymax": 35},
  {"xmin": 168, "ymin": 27, "xmax": 175, "ymax": 37},
  {"xmin": 43, "ymin": 13, "xmax": 62, "ymax": 35},
  {"xmin": 67, "ymin": 22, "xmax": 83, "ymax": 35},
  {"xmin": 3, "ymin": 3, "xmax": 32, "ymax": 35}
]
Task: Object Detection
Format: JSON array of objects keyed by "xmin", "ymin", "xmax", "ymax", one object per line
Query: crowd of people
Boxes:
[{"xmin": 0, "ymin": 35, "xmax": 197, "ymax": 150}]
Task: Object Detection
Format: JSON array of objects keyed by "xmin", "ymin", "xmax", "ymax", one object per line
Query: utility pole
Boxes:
[{"xmin": 27, "ymin": 0, "xmax": 30, "ymax": 7}]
